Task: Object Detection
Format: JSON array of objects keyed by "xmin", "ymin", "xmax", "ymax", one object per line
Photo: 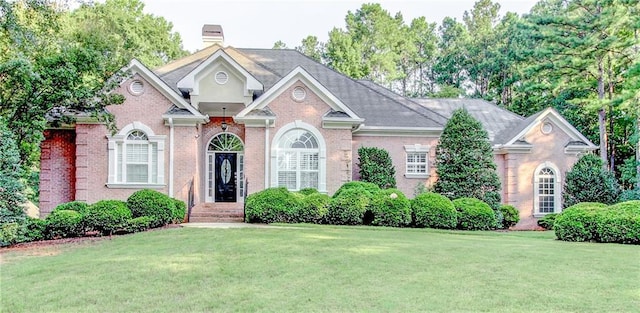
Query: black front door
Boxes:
[{"xmin": 215, "ymin": 153, "xmax": 237, "ymax": 202}]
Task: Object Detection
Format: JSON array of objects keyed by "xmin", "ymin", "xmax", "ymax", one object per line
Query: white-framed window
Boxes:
[
  {"xmin": 533, "ymin": 162, "xmax": 561, "ymax": 216},
  {"xmin": 271, "ymin": 121, "xmax": 326, "ymax": 192},
  {"xmin": 107, "ymin": 122, "xmax": 165, "ymax": 188},
  {"xmin": 404, "ymin": 144, "xmax": 430, "ymax": 178}
]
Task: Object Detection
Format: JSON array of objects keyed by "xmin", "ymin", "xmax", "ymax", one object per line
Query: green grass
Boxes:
[{"xmin": 2, "ymin": 225, "xmax": 639, "ymax": 312}]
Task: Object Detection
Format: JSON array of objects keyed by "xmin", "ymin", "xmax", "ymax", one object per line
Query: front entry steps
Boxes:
[{"xmin": 189, "ymin": 202, "xmax": 244, "ymax": 223}]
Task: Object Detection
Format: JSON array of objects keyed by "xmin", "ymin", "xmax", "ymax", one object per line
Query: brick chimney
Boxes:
[{"xmin": 202, "ymin": 24, "xmax": 224, "ymax": 48}]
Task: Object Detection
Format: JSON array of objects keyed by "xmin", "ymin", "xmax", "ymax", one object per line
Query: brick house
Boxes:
[{"xmin": 39, "ymin": 26, "xmax": 596, "ymax": 228}]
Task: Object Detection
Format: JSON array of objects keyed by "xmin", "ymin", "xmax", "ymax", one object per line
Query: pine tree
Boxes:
[
  {"xmin": 434, "ymin": 109, "xmax": 501, "ymax": 209},
  {"xmin": 357, "ymin": 147, "xmax": 396, "ymax": 189},
  {"xmin": 0, "ymin": 117, "xmax": 26, "ymax": 224}
]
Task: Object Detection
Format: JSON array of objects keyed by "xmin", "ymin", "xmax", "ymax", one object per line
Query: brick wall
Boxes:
[{"xmin": 39, "ymin": 129, "xmax": 76, "ymax": 217}]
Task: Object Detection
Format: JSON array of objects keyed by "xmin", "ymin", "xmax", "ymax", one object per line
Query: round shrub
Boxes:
[
  {"xmin": 499, "ymin": 205, "xmax": 520, "ymax": 229},
  {"xmin": 298, "ymin": 188, "xmax": 320, "ymax": 196},
  {"xmin": 45, "ymin": 209, "xmax": 84, "ymax": 238},
  {"xmin": 594, "ymin": 201, "xmax": 640, "ymax": 244},
  {"xmin": 0, "ymin": 223, "xmax": 20, "ymax": 247},
  {"xmin": 333, "ymin": 181, "xmax": 380, "ymax": 198},
  {"xmin": 171, "ymin": 198, "xmax": 186, "ymax": 224},
  {"xmin": 84, "ymin": 200, "xmax": 132, "ymax": 235},
  {"xmin": 122, "ymin": 216, "xmax": 154, "ymax": 233},
  {"xmin": 127, "ymin": 189, "xmax": 175, "ymax": 227},
  {"xmin": 298, "ymin": 192, "xmax": 330, "ymax": 223},
  {"xmin": 370, "ymin": 189, "xmax": 411, "ymax": 227},
  {"xmin": 452, "ymin": 198, "xmax": 496, "ymax": 230},
  {"xmin": 326, "ymin": 188, "xmax": 370, "ymax": 225},
  {"xmin": 537, "ymin": 213, "xmax": 558, "ymax": 230},
  {"xmin": 411, "ymin": 192, "xmax": 457, "ymax": 229},
  {"xmin": 18, "ymin": 217, "xmax": 47, "ymax": 242},
  {"xmin": 554, "ymin": 203, "xmax": 607, "ymax": 242},
  {"xmin": 245, "ymin": 188, "xmax": 302, "ymax": 223},
  {"xmin": 53, "ymin": 201, "xmax": 89, "ymax": 214}
]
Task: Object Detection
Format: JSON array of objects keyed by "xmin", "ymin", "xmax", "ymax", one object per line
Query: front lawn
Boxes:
[{"xmin": 2, "ymin": 225, "xmax": 638, "ymax": 312}]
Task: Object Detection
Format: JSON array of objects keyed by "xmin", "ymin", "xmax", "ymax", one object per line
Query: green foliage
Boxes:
[
  {"xmin": 0, "ymin": 117, "xmax": 26, "ymax": 224},
  {"xmin": 0, "ymin": 222, "xmax": 20, "ymax": 247},
  {"xmin": 594, "ymin": 201, "xmax": 640, "ymax": 244},
  {"xmin": 554, "ymin": 203, "xmax": 607, "ymax": 242},
  {"xmin": 171, "ymin": 198, "xmax": 186, "ymax": 223},
  {"xmin": 122, "ymin": 216, "xmax": 154, "ymax": 233},
  {"xmin": 18, "ymin": 217, "xmax": 47, "ymax": 242},
  {"xmin": 563, "ymin": 154, "xmax": 620, "ymax": 207},
  {"xmin": 452, "ymin": 198, "xmax": 496, "ymax": 230},
  {"xmin": 499, "ymin": 205, "xmax": 520, "ymax": 229},
  {"xmin": 619, "ymin": 189, "xmax": 640, "ymax": 202},
  {"xmin": 332, "ymin": 181, "xmax": 380, "ymax": 198},
  {"xmin": 537, "ymin": 213, "xmax": 558, "ymax": 230},
  {"xmin": 127, "ymin": 189, "xmax": 175, "ymax": 227},
  {"xmin": 45, "ymin": 209, "xmax": 84, "ymax": 239},
  {"xmin": 411, "ymin": 192, "xmax": 457, "ymax": 229},
  {"xmin": 434, "ymin": 109, "xmax": 502, "ymax": 209},
  {"xmin": 326, "ymin": 189, "xmax": 371, "ymax": 225},
  {"xmin": 298, "ymin": 188, "xmax": 320, "ymax": 196},
  {"xmin": 245, "ymin": 188, "xmax": 302, "ymax": 223},
  {"xmin": 357, "ymin": 147, "xmax": 396, "ymax": 189},
  {"xmin": 370, "ymin": 189, "xmax": 411, "ymax": 227},
  {"xmin": 53, "ymin": 201, "xmax": 89, "ymax": 214},
  {"xmin": 297, "ymin": 193, "xmax": 330, "ymax": 224},
  {"xmin": 84, "ymin": 200, "xmax": 132, "ymax": 235}
]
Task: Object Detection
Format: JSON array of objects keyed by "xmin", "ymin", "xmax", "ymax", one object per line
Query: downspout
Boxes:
[
  {"xmin": 264, "ymin": 119, "xmax": 270, "ymax": 189},
  {"xmin": 169, "ymin": 118, "xmax": 175, "ymax": 197}
]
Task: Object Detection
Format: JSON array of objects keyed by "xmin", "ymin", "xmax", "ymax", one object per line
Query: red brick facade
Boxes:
[{"xmin": 39, "ymin": 129, "xmax": 76, "ymax": 217}]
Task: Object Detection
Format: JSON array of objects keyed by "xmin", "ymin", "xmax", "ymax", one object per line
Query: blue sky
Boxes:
[{"xmin": 143, "ymin": 0, "xmax": 539, "ymax": 52}]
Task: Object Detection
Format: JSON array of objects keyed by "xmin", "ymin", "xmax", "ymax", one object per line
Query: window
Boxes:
[
  {"xmin": 271, "ymin": 121, "xmax": 326, "ymax": 192},
  {"xmin": 404, "ymin": 144, "xmax": 430, "ymax": 178},
  {"xmin": 108, "ymin": 122, "xmax": 165, "ymax": 188},
  {"xmin": 534, "ymin": 163, "xmax": 561, "ymax": 216}
]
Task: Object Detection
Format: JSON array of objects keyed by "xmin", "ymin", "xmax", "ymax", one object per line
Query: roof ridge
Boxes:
[
  {"xmin": 424, "ymin": 98, "xmax": 524, "ymax": 120},
  {"xmin": 155, "ymin": 45, "xmax": 221, "ymax": 75},
  {"xmin": 231, "ymin": 47, "xmax": 284, "ymax": 85}
]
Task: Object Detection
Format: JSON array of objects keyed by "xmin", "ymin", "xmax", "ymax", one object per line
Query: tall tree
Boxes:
[
  {"xmin": 272, "ymin": 40, "xmax": 288, "ymax": 49},
  {"xmin": 433, "ymin": 17, "xmax": 470, "ymax": 90},
  {"xmin": 295, "ymin": 35, "xmax": 324, "ymax": 62}
]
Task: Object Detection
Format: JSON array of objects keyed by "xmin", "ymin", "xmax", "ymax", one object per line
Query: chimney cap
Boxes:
[{"xmin": 202, "ymin": 24, "xmax": 223, "ymax": 37}]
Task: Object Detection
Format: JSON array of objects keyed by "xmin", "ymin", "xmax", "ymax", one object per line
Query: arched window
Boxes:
[
  {"xmin": 276, "ymin": 129, "xmax": 319, "ymax": 190},
  {"xmin": 534, "ymin": 163, "xmax": 561, "ymax": 215},
  {"xmin": 107, "ymin": 122, "xmax": 165, "ymax": 187}
]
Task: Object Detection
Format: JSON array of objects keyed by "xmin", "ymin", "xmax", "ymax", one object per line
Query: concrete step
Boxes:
[
  {"xmin": 189, "ymin": 202, "xmax": 245, "ymax": 223},
  {"xmin": 188, "ymin": 216, "xmax": 244, "ymax": 223}
]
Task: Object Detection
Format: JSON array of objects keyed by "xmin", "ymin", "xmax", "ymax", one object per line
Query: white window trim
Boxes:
[
  {"xmin": 107, "ymin": 122, "xmax": 166, "ymax": 188},
  {"xmin": 270, "ymin": 120, "xmax": 326, "ymax": 192},
  {"xmin": 533, "ymin": 162, "xmax": 562, "ymax": 217},
  {"xmin": 404, "ymin": 144, "xmax": 430, "ymax": 179}
]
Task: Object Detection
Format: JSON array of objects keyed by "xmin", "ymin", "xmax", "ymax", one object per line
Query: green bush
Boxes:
[
  {"xmin": 127, "ymin": 189, "xmax": 175, "ymax": 227},
  {"xmin": 357, "ymin": 146, "xmax": 396, "ymax": 189},
  {"xmin": 554, "ymin": 203, "xmax": 607, "ymax": 242},
  {"xmin": 333, "ymin": 181, "xmax": 380, "ymax": 198},
  {"xmin": 411, "ymin": 192, "xmax": 457, "ymax": 229},
  {"xmin": 370, "ymin": 189, "xmax": 411, "ymax": 227},
  {"xmin": 53, "ymin": 201, "xmax": 89, "ymax": 214},
  {"xmin": 594, "ymin": 201, "xmax": 640, "ymax": 244},
  {"xmin": 18, "ymin": 217, "xmax": 47, "ymax": 242},
  {"xmin": 326, "ymin": 188, "xmax": 370, "ymax": 225},
  {"xmin": 537, "ymin": 213, "xmax": 558, "ymax": 230},
  {"xmin": 84, "ymin": 200, "xmax": 132, "ymax": 235},
  {"xmin": 45, "ymin": 209, "xmax": 84, "ymax": 238},
  {"xmin": 499, "ymin": 205, "xmax": 520, "ymax": 229},
  {"xmin": 171, "ymin": 198, "xmax": 186, "ymax": 223},
  {"xmin": 0, "ymin": 222, "xmax": 20, "ymax": 247},
  {"xmin": 122, "ymin": 216, "xmax": 154, "ymax": 233},
  {"xmin": 298, "ymin": 192, "xmax": 330, "ymax": 223},
  {"xmin": 298, "ymin": 188, "xmax": 319, "ymax": 196},
  {"xmin": 245, "ymin": 188, "xmax": 302, "ymax": 223},
  {"xmin": 563, "ymin": 154, "xmax": 619, "ymax": 207},
  {"xmin": 619, "ymin": 189, "xmax": 640, "ymax": 202},
  {"xmin": 0, "ymin": 118, "xmax": 26, "ymax": 224},
  {"xmin": 452, "ymin": 198, "xmax": 496, "ymax": 230}
]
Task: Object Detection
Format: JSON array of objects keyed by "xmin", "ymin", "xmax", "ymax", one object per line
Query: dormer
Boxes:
[{"xmin": 177, "ymin": 49, "xmax": 263, "ymax": 115}]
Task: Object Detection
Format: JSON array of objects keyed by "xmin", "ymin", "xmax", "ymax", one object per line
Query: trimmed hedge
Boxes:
[
  {"xmin": 370, "ymin": 189, "xmax": 411, "ymax": 227},
  {"xmin": 0, "ymin": 222, "xmax": 20, "ymax": 247},
  {"xmin": 45, "ymin": 209, "xmax": 84, "ymax": 238},
  {"xmin": 53, "ymin": 201, "xmax": 89, "ymax": 214},
  {"xmin": 554, "ymin": 203, "xmax": 607, "ymax": 242},
  {"xmin": 499, "ymin": 205, "xmax": 520, "ymax": 229},
  {"xmin": 127, "ymin": 189, "xmax": 175, "ymax": 227},
  {"xmin": 18, "ymin": 216, "xmax": 47, "ymax": 242},
  {"xmin": 297, "ymin": 192, "xmax": 330, "ymax": 223},
  {"xmin": 411, "ymin": 192, "xmax": 457, "ymax": 229},
  {"xmin": 298, "ymin": 188, "xmax": 320, "ymax": 196},
  {"xmin": 84, "ymin": 200, "xmax": 132, "ymax": 235},
  {"xmin": 122, "ymin": 216, "xmax": 154, "ymax": 233},
  {"xmin": 537, "ymin": 213, "xmax": 558, "ymax": 230},
  {"xmin": 245, "ymin": 187, "xmax": 302, "ymax": 223},
  {"xmin": 326, "ymin": 188, "xmax": 371, "ymax": 225},
  {"xmin": 333, "ymin": 181, "xmax": 380, "ymax": 198},
  {"xmin": 594, "ymin": 201, "xmax": 640, "ymax": 244},
  {"xmin": 452, "ymin": 198, "xmax": 496, "ymax": 230},
  {"xmin": 171, "ymin": 198, "xmax": 186, "ymax": 224}
]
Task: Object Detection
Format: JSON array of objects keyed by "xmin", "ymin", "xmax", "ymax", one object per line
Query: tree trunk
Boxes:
[{"xmin": 597, "ymin": 59, "xmax": 608, "ymax": 170}]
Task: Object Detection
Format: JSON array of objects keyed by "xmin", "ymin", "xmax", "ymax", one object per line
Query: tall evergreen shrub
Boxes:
[
  {"xmin": 434, "ymin": 109, "xmax": 501, "ymax": 209},
  {"xmin": 0, "ymin": 118, "xmax": 26, "ymax": 224},
  {"xmin": 357, "ymin": 146, "xmax": 396, "ymax": 189},
  {"xmin": 563, "ymin": 154, "xmax": 619, "ymax": 208}
]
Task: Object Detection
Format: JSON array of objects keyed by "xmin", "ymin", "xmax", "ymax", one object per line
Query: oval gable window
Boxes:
[
  {"xmin": 215, "ymin": 71, "xmax": 229, "ymax": 84},
  {"xmin": 541, "ymin": 122, "xmax": 553, "ymax": 135},
  {"xmin": 292, "ymin": 86, "xmax": 307, "ymax": 102},
  {"xmin": 129, "ymin": 80, "xmax": 144, "ymax": 95}
]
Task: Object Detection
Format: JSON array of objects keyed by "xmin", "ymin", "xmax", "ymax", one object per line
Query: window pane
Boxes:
[
  {"xmin": 301, "ymin": 172, "xmax": 318, "ymax": 189},
  {"xmin": 127, "ymin": 164, "xmax": 148, "ymax": 183},
  {"xmin": 117, "ymin": 143, "xmax": 123, "ymax": 182},
  {"xmin": 127, "ymin": 144, "xmax": 148, "ymax": 162},
  {"xmin": 278, "ymin": 152, "xmax": 297, "ymax": 170},
  {"xmin": 151, "ymin": 144, "xmax": 157, "ymax": 184},
  {"xmin": 278, "ymin": 171, "xmax": 297, "ymax": 190}
]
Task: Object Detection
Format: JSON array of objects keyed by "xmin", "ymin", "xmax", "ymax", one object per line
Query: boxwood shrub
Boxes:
[
  {"xmin": 171, "ymin": 198, "xmax": 187, "ymax": 223},
  {"xmin": 537, "ymin": 213, "xmax": 558, "ymax": 230},
  {"xmin": 332, "ymin": 181, "xmax": 380, "ymax": 198},
  {"xmin": 298, "ymin": 188, "xmax": 320, "ymax": 196},
  {"xmin": 499, "ymin": 205, "xmax": 520, "ymax": 229},
  {"xmin": 326, "ymin": 188, "xmax": 370, "ymax": 225},
  {"xmin": 127, "ymin": 189, "xmax": 175, "ymax": 227},
  {"xmin": 18, "ymin": 217, "xmax": 47, "ymax": 242},
  {"xmin": 122, "ymin": 216, "xmax": 155, "ymax": 233},
  {"xmin": 245, "ymin": 187, "xmax": 302, "ymax": 223},
  {"xmin": 411, "ymin": 192, "xmax": 457, "ymax": 229},
  {"xmin": 297, "ymin": 192, "xmax": 330, "ymax": 223},
  {"xmin": 0, "ymin": 222, "xmax": 20, "ymax": 246},
  {"xmin": 594, "ymin": 201, "xmax": 640, "ymax": 244},
  {"xmin": 45, "ymin": 209, "xmax": 84, "ymax": 238},
  {"xmin": 452, "ymin": 198, "xmax": 495, "ymax": 230},
  {"xmin": 53, "ymin": 201, "xmax": 89, "ymax": 214},
  {"xmin": 370, "ymin": 189, "xmax": 411, "ymax": 227},
  {"xmin": 554, "ymin": 202, "xmax": 607, "ymax": 242},
  {"xmin": 84, "ymin": 200, "xmax": 132, "ymax": 235}
]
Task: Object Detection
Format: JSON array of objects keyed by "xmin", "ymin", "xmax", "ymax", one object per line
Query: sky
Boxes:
[{"xmin": 142, "ymin": 0, "xmax": 540, "ymax": 53}]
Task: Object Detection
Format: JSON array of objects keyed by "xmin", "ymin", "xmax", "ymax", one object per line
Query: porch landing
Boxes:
[{"xmin": 189, "ymin": 202, "xmax": 244, "ymax": 223}]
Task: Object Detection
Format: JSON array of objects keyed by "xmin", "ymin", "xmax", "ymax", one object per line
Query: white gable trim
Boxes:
[
  {"xmin": 125, "ymin": 59, "xmax": 206, "ymax": 121},
  {"xmin": 504, "ymin": 108, "xmax": 597, "ymax": 148},
  {"xmin": 237, "ymin": 66, "xmax": 362, "ymax": 122},
  {"xmin": 176, "ymin": 49, "xmax": 263, "ymax": 95}
]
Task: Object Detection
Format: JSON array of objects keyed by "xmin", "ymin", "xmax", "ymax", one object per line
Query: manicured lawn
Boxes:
[{"xmin": 2, "ymin": 225, "xmax": 639, "ymax": 312}]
